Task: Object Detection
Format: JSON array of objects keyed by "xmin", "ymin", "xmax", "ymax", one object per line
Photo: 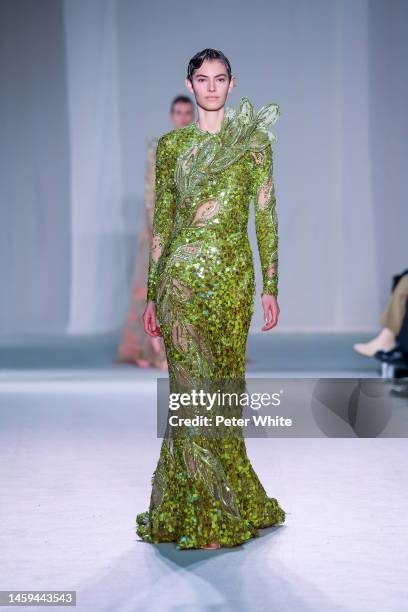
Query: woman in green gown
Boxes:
[{"xmin": 136, "ymin": 48, "xmax": 285, "ymax": 549}]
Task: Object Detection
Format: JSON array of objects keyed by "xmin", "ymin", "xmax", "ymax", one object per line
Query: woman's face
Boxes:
[{"xmin": 186, "ymin": 59, "xmax": 235, "ymax": 111}]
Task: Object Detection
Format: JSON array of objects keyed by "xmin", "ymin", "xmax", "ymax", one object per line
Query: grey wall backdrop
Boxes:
[{"xmin": 0, "ymin": 0, "xmax": 407, "ymax": 335}]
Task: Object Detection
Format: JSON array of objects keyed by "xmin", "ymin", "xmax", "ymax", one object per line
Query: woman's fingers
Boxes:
[
  {"xmin": 261, "ymin": 300, "xmax": 279, "ymax": 331},
  {"xmin": 143, "ymin": 304, "xmax": 162, "ymax": 337},
  {"xmin": 149, "ymin": 314, "xmax": 161, "ymax": 336}
]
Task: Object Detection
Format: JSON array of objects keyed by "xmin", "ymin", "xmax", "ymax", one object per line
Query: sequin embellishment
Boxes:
[{"xmin": 138, "ymin": 96, "xmax": 285, "ymax": 549}]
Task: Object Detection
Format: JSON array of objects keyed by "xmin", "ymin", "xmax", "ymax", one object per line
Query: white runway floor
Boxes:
[{"xmin": 0, "ymin": 333, "xmax": 407, "ymax": 611}]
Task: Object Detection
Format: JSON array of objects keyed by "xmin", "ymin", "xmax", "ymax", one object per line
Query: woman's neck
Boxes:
[{"xmin": 196, "ymin": 105, "xmax": 225, "ymax": 134}]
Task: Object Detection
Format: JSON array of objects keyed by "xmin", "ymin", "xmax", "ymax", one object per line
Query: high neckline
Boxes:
[{"xmin": 193, "ymin": 121, "xmax": 221, "ymax": 135}]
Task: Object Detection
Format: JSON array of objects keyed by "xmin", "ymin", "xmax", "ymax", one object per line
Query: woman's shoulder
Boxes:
[
  {"xmin": 157, "ymin": 123, "xmax": 195, "ymax": 148},
  {"xmin": 229, "ymin": 96, "xmax": 280, "ymax": 150},
  {"xmin": 156, "ymin": 124, "xmax": 197, "ymax": 166}
]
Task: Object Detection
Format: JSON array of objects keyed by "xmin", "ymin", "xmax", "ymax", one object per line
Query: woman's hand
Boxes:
[
  {"xmin": 261, "ymin": 294, "xmax": 280, "ymax": 331},
  {"xmin": 143, "ymin": 300, "xmax": 162, "ymax": 337}
]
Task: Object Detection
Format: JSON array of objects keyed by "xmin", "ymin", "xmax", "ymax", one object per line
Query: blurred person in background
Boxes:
[{"xmin": 115, "ymin": 95, "xmax": 195, "ymax": 368}]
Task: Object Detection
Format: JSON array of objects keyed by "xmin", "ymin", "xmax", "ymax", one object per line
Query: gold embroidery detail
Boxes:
[
  {"xmin": 251, "ymin": 151, "xmax": 264, "ymax": 165},
  {"xmin": 181, "ymin": 145, "xmax": 199, "ymax": 173},
  {"xmin": 172, "ymin": 243, "xmax": 202, "ymax": 265},
  {"xmin": 173, "ymin": 277, "xmax": 193, "ymax": 300},
  {"xmin": 172, "ymin": 320, "xmax": 189, "ymax": 353}
]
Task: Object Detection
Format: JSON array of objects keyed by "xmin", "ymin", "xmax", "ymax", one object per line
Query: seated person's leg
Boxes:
[{"xmin": 353, "ymin": 275, "xmax": 408, "ymax": 357}]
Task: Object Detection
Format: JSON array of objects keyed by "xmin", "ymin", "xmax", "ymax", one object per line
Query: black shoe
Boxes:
[{"xmin": 374, "ymin": 346, "xmax": 408, "ymax": 363}]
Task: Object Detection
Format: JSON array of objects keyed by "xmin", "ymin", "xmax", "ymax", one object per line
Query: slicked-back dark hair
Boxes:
[
  {"xmin": 170, "ymin": 95, "xmax": 194, "ymax": 113},
  {"xmin": 187, "ymin": 48, "xmax": 232, "ymax": 83}
]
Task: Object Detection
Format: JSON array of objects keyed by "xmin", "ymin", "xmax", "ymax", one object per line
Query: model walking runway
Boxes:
[{"xmin": 137, "ymin": 87, "xmax": 285, "ymax": 549}]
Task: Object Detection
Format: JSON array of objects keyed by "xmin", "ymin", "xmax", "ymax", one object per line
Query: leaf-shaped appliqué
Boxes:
[
  {"xmin": 239, "ymin": 96, "xmax": 254, "ymax": 124},
  {"xmin": 171, "ymin": 242, "xmax": 203, "ymax": 265},
  {"xmin": 183, "ymin": 440, "xmax": 242, "ymax": 518},
  {"xmin": 174, "ymin": 96, "xmax": 280, "ymax": 201},
  {"xmin": 256, "ymin": 102, "xmax": 280, "ymax": 129},
  {"xmin": 195, "ymin": 138, "xmax": 218, "ymax": 166},
  {"xmin": 246, "ymin": 130, "xmax": 270, "ymax": 151},
  {"xmin": 268, "ymin": 130, "xmax": 278, "ymax": 145},
  {"xmin": 185, "ymin": 323, "xmax": 215, "ymax": 375},
  {"xmin": 192, "ymin": 199, "xmax": 221, "ymax": 226},
  {"xmin": 172, "ymin": 277, "xmax": 193, "ymax": 301},
  {"xmin": 172, "ymin": 319, "xmax": 189, "ymax": 353},
  {"xmin": 224, "ymin": 107, "xmax": 237, "ymax": 121}
]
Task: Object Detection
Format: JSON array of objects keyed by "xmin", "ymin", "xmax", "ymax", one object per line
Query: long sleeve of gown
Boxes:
[
  {"xmin": 252, "ymin": 142, "xmax": 279, "ymax": 297},
  {"xmin": 146, "ymin": 135, "xmax": 177, "ymax": 302},
  {"xmin": 144, "ymin": 138, "xmax": 158, "ymax": 229}
]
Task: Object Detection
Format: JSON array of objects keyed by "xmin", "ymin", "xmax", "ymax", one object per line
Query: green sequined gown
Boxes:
[{"xmin": 136, "ymin": 97, "xmax": 285, "ymax": 549}]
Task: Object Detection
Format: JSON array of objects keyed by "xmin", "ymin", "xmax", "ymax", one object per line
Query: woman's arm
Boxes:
[
  {"xmin": 252, "ymin": 142, "xmax": 279, "ymax": 298},
  {"xmin": 146, "ymin": 134, "xmax": 177, "ymax": 303},
  {"xmin": 144, "ymin": 139, "xmax": 158, "ymax": 229}
]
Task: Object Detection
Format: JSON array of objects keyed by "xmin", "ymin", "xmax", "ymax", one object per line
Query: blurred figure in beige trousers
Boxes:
[{"xmin": 354, "ymin": 274, "xmax": 408, "ymax": 357}]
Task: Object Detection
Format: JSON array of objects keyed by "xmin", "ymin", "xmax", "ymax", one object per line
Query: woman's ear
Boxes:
[{"xmin": 185, "ymin": 77, "xmax": 193, "ymax": 94}]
